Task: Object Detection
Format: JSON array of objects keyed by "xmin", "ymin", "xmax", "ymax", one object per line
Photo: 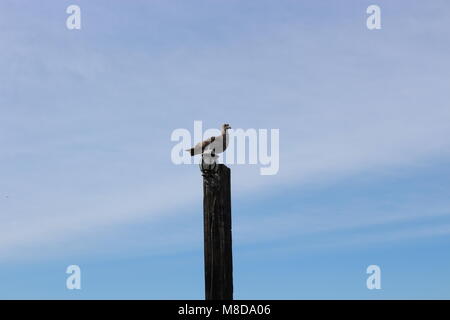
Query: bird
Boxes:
[{"xmin": 186, "ymin": 123, "xmax": 231, "ymax": 156}]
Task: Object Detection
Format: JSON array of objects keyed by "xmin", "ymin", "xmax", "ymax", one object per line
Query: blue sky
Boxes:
[{"xmin": 1, "ymin": 0, "xmax": 450, "ymax": 299}]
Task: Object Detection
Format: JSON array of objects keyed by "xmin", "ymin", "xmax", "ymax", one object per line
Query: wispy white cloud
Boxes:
[{"xmin": 1, "ymin": 1, "xmax": 450, "ymax": 262}]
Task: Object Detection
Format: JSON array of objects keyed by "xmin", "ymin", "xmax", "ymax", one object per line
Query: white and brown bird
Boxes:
[{"xmin": 186, "ymin": 123, "xmax": 231, "ymax": 156}]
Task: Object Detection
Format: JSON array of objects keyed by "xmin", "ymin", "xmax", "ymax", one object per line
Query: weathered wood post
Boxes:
[{"xmin": 200, "ymin": 157, "xmax": 233, "ymax": 300}]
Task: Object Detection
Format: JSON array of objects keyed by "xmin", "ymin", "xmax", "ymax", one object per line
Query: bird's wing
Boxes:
[
  {"xmin": 188, "ymin": 136, "xmax": 216, "ymax": 155},
  {"xmin": 197, "ymin": 136, "xmax": 215, "ymax": 150},
  {"xmin": 208, "ymin": 134, "xmax": 229, "ymax": 153}
]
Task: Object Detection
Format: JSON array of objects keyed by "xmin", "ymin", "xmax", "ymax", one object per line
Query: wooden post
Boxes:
[{"xmin": 201, "ymin": 162, "xmax": 233, "ymax": 300}]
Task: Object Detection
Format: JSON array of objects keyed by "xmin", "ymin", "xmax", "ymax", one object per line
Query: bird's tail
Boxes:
[{"xmin": 186, "ymin": 148, "xmax": 195, "ymax": 156}]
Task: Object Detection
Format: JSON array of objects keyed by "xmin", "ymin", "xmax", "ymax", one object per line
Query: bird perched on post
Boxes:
[{"xmin": 187, "ymin": 123, "xmax": 231, "ymax": 156}]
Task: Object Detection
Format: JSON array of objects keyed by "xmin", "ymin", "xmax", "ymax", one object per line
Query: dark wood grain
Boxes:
[{"xmin": 202, "ymin": 164, "xmax": 233, "ymax": 300}]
